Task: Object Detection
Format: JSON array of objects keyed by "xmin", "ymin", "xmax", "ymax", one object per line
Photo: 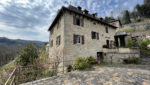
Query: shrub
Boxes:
[
  {"xmin": 87, "ymin": 56, "xmax": 97, "ymax": 65},
  {"xmin": 17, "ymin": 43, "xmax": 39, "ymax": 66},
  {"xmin": 135, "ymin": 18, "xmax": 141, "ymax": 22},
  {"xmin": 126, "ymin": 38, "xmax": 137, "ymax": 48},
  {"xmin": 42, "ymin": 70, "xmax": 56, "ymax": 77},
  {"xmin": 123, "ymin": 57, "xmax": 141, "ymax": 64},
  {"xmin": 72, "ymin": 56, "xmax": 90, "ymax": 70},
  {"xmin": 140, "ymin": 39, "xmax": 150, "ymax": 56}
]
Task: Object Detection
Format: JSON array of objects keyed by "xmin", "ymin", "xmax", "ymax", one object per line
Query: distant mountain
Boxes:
[
  {"xmin": 0, "ymin": 37, "xmax": 47, "ymax": 66},
  {"xmin": 0, "ymin": 37, "xmax": 46, "ymax": 48}
]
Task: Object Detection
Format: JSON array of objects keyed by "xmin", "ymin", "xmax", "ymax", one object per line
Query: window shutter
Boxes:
[
  {"xmin": 73, "ymin": 35, "xmax": 76, "ymax": 44},
  {"xmin": 81, "ymin": 18, "xmax": 84, "ymax": 27},
  {"xmin": 73, "ymin": 16, "xmax": 76, "ymax": 25},
  {"xmin": 97, "ymin": 33, "xmax": 99, "ymax": 40},
  {"xmin": 82, "ymin": 35, "xmax": 84, "ymax": 44}
]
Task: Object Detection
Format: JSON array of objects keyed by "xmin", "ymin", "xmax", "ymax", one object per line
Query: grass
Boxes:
[{"xmin": 0, "ymin": 61, "xmax": 15, "ymax": 85}]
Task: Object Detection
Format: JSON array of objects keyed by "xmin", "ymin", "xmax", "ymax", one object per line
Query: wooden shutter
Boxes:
[
  {"xmin": 73, "ymin": 35, "xmax": 76, "ymax": 44},
  {"xmin": 82, "ymin": 35, "xmax": 84, "ymax": 44},
  {"xmin": 97, "ymin": 33, "xmax": 99, "ymax": 40},
  {"xmin": 73, "ymin": 16, "xmax": 76, "ymax": 25}
]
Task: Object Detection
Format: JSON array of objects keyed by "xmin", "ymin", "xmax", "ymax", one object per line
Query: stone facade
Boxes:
[
  {"xmin": 49, "ymin": 6, "xmax": 117, "ymax": 66},
  {"xmin": 63, "ymin": 12, "xmax": 116, "ymax": 64}
]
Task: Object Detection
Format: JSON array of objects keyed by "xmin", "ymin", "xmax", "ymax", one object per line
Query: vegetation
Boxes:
[
  {"xmin": 14, "ymin": 44, "xmax": 56, "ymax": 84},
  {"xmin": 126, "ymin": 38, "xmax": 138, "ymax": 48},
  {"xmin": 122, "ymin": 10, "xmax": 131, "ymax": 24},
  {"xmin": 140, "ymin": 39, "xmax": 150, "ymax": 56},
  {"xmin": 87, "ymin": 56, "xmax": 97, "ymax": 65},
  {"xmin": 135, "ymin": 18, "xmax": 142, "ymax": 22},
  {"xmin": 0, "ymin": 61, "xmax": 15, "ymax": 85},
  {"xmin": 0, "ymin": 37, "xmax": 45, "ymax": 66},
  {"xmin": 119, "ymin": 0, "xmax": 150, "ymax": 25},
  {"xmin": 135, "ymin": 2, "xmax": 150, "ymax": 18},
  {"xmin": 17, "ymin": 43, "xmax": 39, "ymax": 66},
  {"xmin": 117, "ymin": 27, "xmax": 135, "ymax": 33},
  {"xmin": 72, "ymin": 56, "xmax": 90, "ymax": 70},
  {"xmin": 123, "ymin": 57, "xmax": 141, "ymax": 64},
  {"xmin": 0, "ymin": 45, "xmax": 22, "ymax": 66}
]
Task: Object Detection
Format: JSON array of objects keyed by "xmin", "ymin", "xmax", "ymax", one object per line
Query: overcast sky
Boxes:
[{"xmin": 0, "ymin": 0, "xmax": 143, "ymax": 42}]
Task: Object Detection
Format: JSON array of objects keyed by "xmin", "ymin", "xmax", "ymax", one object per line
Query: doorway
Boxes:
[{"xmin": 97, "ymin": 52, "xmax": 104, "ymax": 63}]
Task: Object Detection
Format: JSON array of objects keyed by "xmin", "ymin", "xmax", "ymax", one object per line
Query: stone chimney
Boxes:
[
  {"xmin": 84, "ymin": 9, "xmax": 89, "ymax": 14},
  {"xmin": 77, "ymin": 6, "xmax": 82, "ymax": 11}
]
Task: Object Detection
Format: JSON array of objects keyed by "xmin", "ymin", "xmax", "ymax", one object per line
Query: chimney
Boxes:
[
  {"xmin": 84, "ymin": 9, "xmax": 89, "ymax": 14},
  {"xmin": 99, "ymin": 17, "xmax": 103, "ymax": 21},
  {"xmin": 92, "ymin": 13, "xmax": 97, "ymax": 17},
  {"xmin": 77, "ymin": 6, "xmax": 82, "ymax": 11}
]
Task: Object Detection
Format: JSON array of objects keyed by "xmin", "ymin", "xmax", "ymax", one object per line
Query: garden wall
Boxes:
[{"xmin": 102, "ymin": 48, "xmax": 140, "ymax": 63}]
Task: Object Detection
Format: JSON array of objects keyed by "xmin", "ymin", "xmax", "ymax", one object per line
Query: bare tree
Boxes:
[{"xmin": 51, "ymin": 48, "xmax": 64, "ymax": 73}]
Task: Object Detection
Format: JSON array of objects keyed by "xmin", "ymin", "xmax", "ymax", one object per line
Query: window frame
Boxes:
[
  {"xmin": 91, "ymin": 31, "xmax": 99, "ymax": 40},
  {"xmin": 56, "ymin": 35, "xmax": 61, "ymax": 46},
  {"xmin": 73, "ymin": 16, "xmax": 84, "ymax": 27},
  {"xmin": 73, "ymin": 34, "xmax": 84, "ymax": 45}
]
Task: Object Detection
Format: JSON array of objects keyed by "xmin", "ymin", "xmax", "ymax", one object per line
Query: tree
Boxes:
[
  {"xmin": 144, "ymin": 0, "xmax": 150, "ymax": 4},
  {"xmin": 122, "ymin": 10, "xmax": 131, "ymax": 24},
  {"xmin": 135, "ymin": 3, "xmax": 150, "ymax": 18},
  {"xmin": 17, "ymin": 43, "xmax": 38, "ymax": 66}
]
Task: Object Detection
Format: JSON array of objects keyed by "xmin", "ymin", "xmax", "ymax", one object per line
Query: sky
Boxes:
[{"xmin": 0, "ymin": 0, "xmax": 143, "ymax": 42}]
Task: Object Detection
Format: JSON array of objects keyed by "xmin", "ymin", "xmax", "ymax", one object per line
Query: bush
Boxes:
[
  {"xmin": 135, "ymin": 18, "xmax": 141, "ymax": 22},
  {"xmin": 126, "ymin": 38, "xmax": 137, "ymax": 48},
  {"xmin": 17, "ymin": 43, "xmax": 39, "ymax": 66},
  {"xmin": 140, "ymin": 39, "xmax": 150, "ymax": 56},
  {"xmin": 123, "ymin": 57, "xmax": 141, "ymax": 64},
  {"xmin": 72, "ymin": 56, "xmax": 90, "ymax": 70},
  {"xmin": 87, "ymin": 56, "xmax": 97, "ymax": 65},
  {"xmin": 42, "ymin": 70, "xmax": 56, "ymax": 77}
]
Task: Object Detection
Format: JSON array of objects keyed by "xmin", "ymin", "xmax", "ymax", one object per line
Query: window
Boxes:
[
  {"xmin": 93, "ymin": 22, "xmax": 96, "ymax": 25},
  {"xmin": 56, "ymin": 36, "xmax": 61, "ymax": 46},
  {"xmin": 105, "ymin": 27, "xmax": 108, "ymax": 33},
  {"xmin": 73, "ymin": 16, "xmax": 84, "ymax": 27},
  {"xmin": 50, "ymin": 40, "xmax": 53, "ymax": 47},
  {"xmin": 73, "ymin": 34, "xmax": 84, "ymax": 44},
  {"xmin": 91, "ymin": 31, "xmax": 99, "ymax": 40},
  {"xmin": 106, "ymin": 40, "xmax": 109, "ymax": 48}
]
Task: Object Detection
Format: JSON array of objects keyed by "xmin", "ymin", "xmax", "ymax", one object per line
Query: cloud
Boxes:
[{"xmin": 0, "ymin": 0, "xmax": 143, "ymax": 41}]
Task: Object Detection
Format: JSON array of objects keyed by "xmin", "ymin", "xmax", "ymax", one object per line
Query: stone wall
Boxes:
[
  {"xmin": 102, "ymin": 48, "xmax": 140, "ymax": 63},
  {"xmin": 49, "ymin": 14, "xmax": 65, "ymax": 58},
  {"xmin": 121, "ymin": 21, "xmax": 150, "ymax": 42},
  {"xmin": 122, "ymin": 21, "xmax": 150, "ymax": 30}
]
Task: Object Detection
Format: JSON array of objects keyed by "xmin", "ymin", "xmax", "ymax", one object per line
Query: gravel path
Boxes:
[{"xmin": 22, "ymin": 66, "xmax": 150, "ymax": 85}]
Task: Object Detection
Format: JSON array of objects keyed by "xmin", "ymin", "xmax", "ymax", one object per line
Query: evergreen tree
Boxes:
[
  {"xmin": 17, "ymin": 43, "xmax": 38, "ymax": 66},
  {"xmin": 122, "ymin": 10, "xmax": 131, "ymax": 24}
]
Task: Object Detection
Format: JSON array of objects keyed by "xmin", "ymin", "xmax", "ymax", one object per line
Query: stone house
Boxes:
[{"xmin": 48, "ymin": 5, "xmax": 118, "ymax": 65}]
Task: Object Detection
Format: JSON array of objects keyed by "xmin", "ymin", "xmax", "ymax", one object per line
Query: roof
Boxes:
[
  {"xmin": 48, "ymin": 5, "xmax": 117, "ymax": 31},
  {"xmin": 115, "ymin": 32, "xmax": 127, "ymax": 36}
]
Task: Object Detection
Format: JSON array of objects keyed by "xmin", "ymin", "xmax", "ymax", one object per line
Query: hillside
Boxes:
[
  {"xmin": 0, "ymin": 37, "xmax": 45, "ymax": 48},
  {"xmin": 0, "ymin": 37, "xmax": 46, "ymax": 66}
]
